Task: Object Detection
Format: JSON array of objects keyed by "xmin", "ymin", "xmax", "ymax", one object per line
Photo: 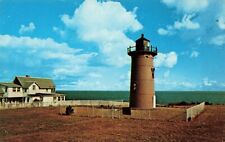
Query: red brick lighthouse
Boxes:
[{"xmin": 127, "ymin": 34, "xmax": 157, "ymax": 109}]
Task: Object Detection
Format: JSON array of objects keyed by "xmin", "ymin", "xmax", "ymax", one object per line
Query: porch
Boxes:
[{"xmin": 0, "ymin": 97, "xmax": 28, "ymax": 104}]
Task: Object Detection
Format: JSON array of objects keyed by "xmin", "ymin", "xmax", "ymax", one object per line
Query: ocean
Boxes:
[{"xmin": 56, "ymin": 91, "xmax": 225, "ymax": 105}]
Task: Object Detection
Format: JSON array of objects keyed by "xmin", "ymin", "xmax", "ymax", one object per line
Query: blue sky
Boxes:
[{"xmin": 0, "ymin": 0, "xmax": 225, "ymax": 91}]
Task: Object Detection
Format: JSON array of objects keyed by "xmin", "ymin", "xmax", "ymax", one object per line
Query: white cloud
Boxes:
[
  {"xmin": 156, "ymin": 77, "xmax": 225, "ymax": 90},
  {"xmin": 196, "ymin": 37, "xmax": 202, "ymax": 45},
  {"xmin": 161, "ymin": 0, "xmax": 209, "ymax": 13},
  {"xmin": 19, "ymin": 22, "xmax": 36, "ymax": 34},
  {"xmin": 222, "ymin": 83, "xmax": 225, "ymax": 87},
  {"xmin": 210, "ymin": 34, "xmax": 225, "ymax": 46},
  {"xmin": 61, "ymin": 0, "xmax": 142, "ymax": 67},
  {"xmin": 72, "ymin": 79, "xmax": 106, "ymax": 90},
  {"xmin": 178, "ymin": 81, "xmax": 195, "ymax": 88},
  {"xmin": 157, "ymin": 27, "xmax": 174, "ymax": 35},
  {"xmin": 202, "ymin": 78, "xmax": 217, "ymax": 86},
  {"xmin": 217, "ymin": 17, "xmax": 225, "ymax": 30},
  {"xmin": 0, "ymin": 34, "xmax": 96, "ymax": 78},
  {"xmin": 0, "ymin": 34, "xmax": 78, "ymax": 53},
  {"xmin": 157, "ymin": 28, "xmax": 168, "ymax": 35},
  {"xmin": 57, "ymin": 68, "xmax": 130, "ymax": 90},
  {"xmin": 0, "ymin": 35, "xmax": 130, "ymax": 90},
  {"xmin": 154, "ymin": 51, "xmax": 178, "ymax": 68},
  {"xmin": 160, "ymin": 0, "xmax": 225, "ymax": 48},
  {"xmin": 174, "ymin": 14, "xmax": 200, "ymax": 30},
  {"xmin": 190, "ymin": 51, "xmax": 199, "ymax": 58},
  {"xmin": 180, "ymin": 50, "xmax": 200, "ymax": 58},
  {"xmin": 155, "ymin": 78, "xmax": 197, "ymax": 90},
  {"xmin": 53, "ymin": 26, "xmax": 66, "ymax": 37},
  {"xmin": 158, "ymin": 14, "xmax": 199, "ymax": 36},
  {"xmin": 163, "ymin": 70, "xmax": 170, "ymax": 78},
  {"xmin": 217, "ymin": 0, "xmax": 225, "ymax": 25},
  {"xmin": 199, "ymin": 78, "xmax": 225, "ymax": 90},
  {"xmin": 88, "ymin": 72, "xmax": 102, "ymax": 78},
  {"xmin": 161, "ymin": 0, "xmax": 175, "ymax": 5},
  {"xmin": 57, "ymin": 80, "xmax": 106, "ymax": 90}
]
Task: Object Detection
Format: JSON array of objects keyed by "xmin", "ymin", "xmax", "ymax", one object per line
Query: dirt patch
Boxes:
[{"xmin": 0, "ymin": 105, "xmax": 225, "ymax": 142}]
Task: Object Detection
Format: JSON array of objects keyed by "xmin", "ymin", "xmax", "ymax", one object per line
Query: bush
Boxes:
[
  {"xmin": 205, "ymin": 102, "xmax": 212, "ymax": 105},
  {"xmin": 66, "ymin": 105, "xmax": 74, "ymax": 115}
]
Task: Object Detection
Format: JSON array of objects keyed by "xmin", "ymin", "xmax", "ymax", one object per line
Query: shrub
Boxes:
[{"xmin": 66, "ymin": 105, "xmax": 74, "ymax": 115}]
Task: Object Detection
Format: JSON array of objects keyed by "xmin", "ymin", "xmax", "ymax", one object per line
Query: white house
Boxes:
[{"xmin": 0, "ymin": 75, "xmax": 65, "ymax": 104}]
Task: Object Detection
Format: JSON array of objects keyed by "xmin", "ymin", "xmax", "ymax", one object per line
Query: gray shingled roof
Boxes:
[
  {"xmin": 14, "ymin": 76, "xmax": 55, "ymax": 89},
  {"xmin": 0, "ymin": 82, "xmax": 21, "ymax": 88},
  {"xmin": 0, "ymin": 87, "xmax": 4, "ymax": 94}
]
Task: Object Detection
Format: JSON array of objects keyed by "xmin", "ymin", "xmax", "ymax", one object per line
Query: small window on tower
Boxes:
[
  {"xmin": 151, "ymin": 68, "xmax": 155, "ymax": 79},
  {"xmin": 133, "ymin": 82, "xmax": 137, "ymax": 91},
  {"xmin": 33, "ymin": 85, "xmax": 36, "ymax": 90}
]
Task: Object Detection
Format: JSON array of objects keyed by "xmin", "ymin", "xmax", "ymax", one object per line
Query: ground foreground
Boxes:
[{"xmin": 0, "ymin": 105, "xmax": 225, "ymax": 142}]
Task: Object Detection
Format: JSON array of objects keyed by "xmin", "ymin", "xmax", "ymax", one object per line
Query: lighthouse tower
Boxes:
[{"xmin": 127, "ymin": 34, "xmax": 157, "ymax": 109}]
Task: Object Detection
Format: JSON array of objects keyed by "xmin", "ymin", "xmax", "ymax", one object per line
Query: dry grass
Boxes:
[{"xmin": 0, "ymin": 105, "xmax": 225, "ymax": 142}]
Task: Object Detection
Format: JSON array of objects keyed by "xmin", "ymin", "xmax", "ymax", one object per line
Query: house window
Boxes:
[
  {"xmin": 17, "ymin": 88, "xmax": 20, "ymax": 92},
  {"xmin": 32, "ymin": 85, "xmax": 36, "ymax": 90},
  {"xmin": 58, "ymin": 97, "xmax": 60, "ymax": 101},
  {"xmin": 13, "ymin": 88, "xmax": 16, "ymax": 92}
]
